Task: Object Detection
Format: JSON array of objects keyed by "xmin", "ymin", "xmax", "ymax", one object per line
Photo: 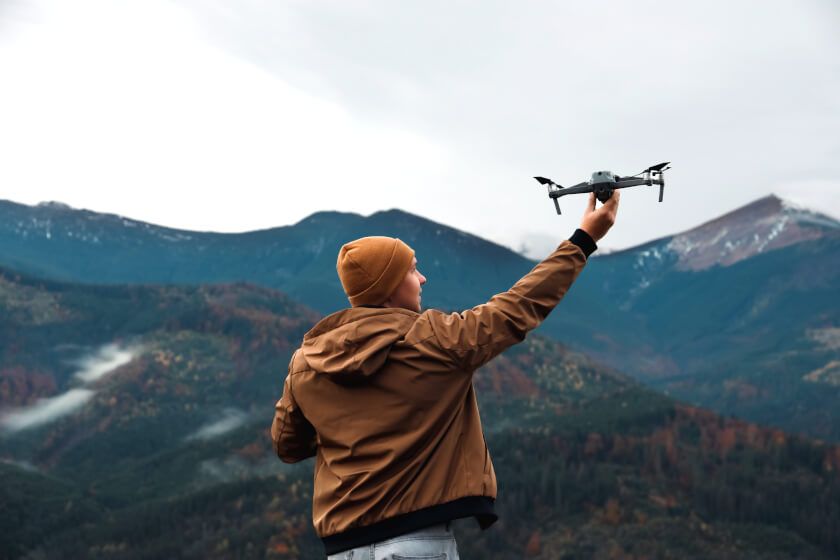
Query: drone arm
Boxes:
[
  {"xmin": 613, "ymin": 178, "xmax": 649, "ymax": 188},
  {"xmin": 615, "ymin": 175, "xmax": 665, "ymax": 187},
  {"xmin": 549, "ymin": 182, "xmax": 591, "ymax": 198}
]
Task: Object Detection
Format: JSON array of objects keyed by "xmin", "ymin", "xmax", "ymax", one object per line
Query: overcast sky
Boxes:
[{"xmin": 1, "ymin": 0, "xmax": 837, "ymax": 256}]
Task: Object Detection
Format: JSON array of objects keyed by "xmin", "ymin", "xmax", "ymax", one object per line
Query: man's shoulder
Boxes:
[
  {"xmin": 403, "ymin": 308, "xmax": 462, "ymax": 349},
  {"xmin": 288, "ymin": 348, "xmax": 310, "ymax": 376}
]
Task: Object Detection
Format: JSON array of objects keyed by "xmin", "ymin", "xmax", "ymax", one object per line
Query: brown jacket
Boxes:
[{"xmin": 271, "ymin": 231, "xmax": 594, "ymax": 555}]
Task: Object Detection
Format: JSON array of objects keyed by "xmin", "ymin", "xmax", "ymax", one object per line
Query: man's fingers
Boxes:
[
  {"xmin": 606, "ymin": 190, "xmax": 620, "ymax": 220},
  {"xmin": 605, "ymin": 189, "xmax": 620, "ymax": 209},
  {"xmin": 585, "ymin": 192, "xmax": 596, "ymax": 214}
]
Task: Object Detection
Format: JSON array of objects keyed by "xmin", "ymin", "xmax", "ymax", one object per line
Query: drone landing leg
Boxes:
[
  {"xmin": 553, "ymin": 198, "xmax": 562, "ymax": 215},
  {"xmin": 658, "ymin": 169, "xmax": 666, "ymax": 202}
]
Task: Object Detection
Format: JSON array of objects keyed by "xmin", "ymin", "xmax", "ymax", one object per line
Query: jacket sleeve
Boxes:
[
  {"xmin": 422, "ymin": 232, "xmax": 593, "ymax": 372},
  {"xmin": 271, "ymin": 353, "xmax": 317, "ymax": 463}
]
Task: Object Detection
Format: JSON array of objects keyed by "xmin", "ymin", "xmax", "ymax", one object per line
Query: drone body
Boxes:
[{"xmin": 535, "ymin": 162, "xmax": 671, "ymax": 214}]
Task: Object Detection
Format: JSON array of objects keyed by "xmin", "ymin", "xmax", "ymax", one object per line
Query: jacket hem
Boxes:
[
  {"xmin": 568, "ymin": 228, "xmax": 597, "ymax": 258},
  {"xmin": 321, "ymin": 495, "xmax": 497, "ymax": 555}
]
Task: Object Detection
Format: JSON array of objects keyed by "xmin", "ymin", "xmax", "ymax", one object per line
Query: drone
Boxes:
[{"xmin": 534, "ymin": 162, "xmax": 671, "ymax": 214}]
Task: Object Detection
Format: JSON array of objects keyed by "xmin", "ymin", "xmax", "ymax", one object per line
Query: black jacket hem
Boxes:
[
  {"xmin": 568, "ymin": 228, "xmax": 597, "ymax": 259},
  {"xmin": 321, "ymin": 496, "xmax": 497, "ymax": 555}
]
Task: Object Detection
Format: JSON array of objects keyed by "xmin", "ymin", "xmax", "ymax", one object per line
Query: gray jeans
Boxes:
[{"xmin": 326, "ymin": 521, "xmax": 460, "ymax": 560}]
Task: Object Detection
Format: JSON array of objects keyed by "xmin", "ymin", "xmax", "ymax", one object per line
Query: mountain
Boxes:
[
  {"xmin": 562, "ymin": 195, "xmax": 838, "ymax": 313},
  {"xmin": 549, "ymin": 195, "xmax": 840, "ymax": 440},
  {"xmin": 642, "ymin": 195, "xmax": 835, "ymax": 271},
  {"xmin": 0, "ymin": 199, "xmax": 530, "ymax": 316},
  {"xmin": 0, "ymin": 268, "xmax": 838, "ymax": 558},
  {"xmin": 1, "ymin": 195, "xmax": 838, "ymax": 443}
]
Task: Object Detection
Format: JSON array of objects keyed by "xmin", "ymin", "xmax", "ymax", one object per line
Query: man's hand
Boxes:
[{"xmin": 579, "ymin": 190, "xmax": 620, "ymax": 243}]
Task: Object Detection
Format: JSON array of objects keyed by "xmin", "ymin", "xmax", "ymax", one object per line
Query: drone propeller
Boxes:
[
  {"xmin": 534, "ymin": 176, "xmax": 560, "ymax": 187},
  {"xmin": 534, "ymin": 176, "xmax": 563, "ymax": 213},
  {"xmin": 647, "ymin": 161, "xmax": 671, "ymax": 173}
]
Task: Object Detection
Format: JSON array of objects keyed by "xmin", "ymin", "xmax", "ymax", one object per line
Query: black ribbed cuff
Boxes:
[{"xmin": 568, "ymin": 228, "xmax": 597, "ymax": 259}]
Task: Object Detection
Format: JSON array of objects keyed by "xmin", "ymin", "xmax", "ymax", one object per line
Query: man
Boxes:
[{"xmin": 271, "ymin": 191, "xmax": 619, "ymax": 559}]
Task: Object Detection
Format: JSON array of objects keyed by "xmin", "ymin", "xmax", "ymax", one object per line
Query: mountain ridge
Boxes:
[
  {"xmin": 10, "ymin": 193, "xmax": 837, "ymax": 256},
  {"xmin": 1, "ymin": 194, "xmax": 838, "ymax": 443}
]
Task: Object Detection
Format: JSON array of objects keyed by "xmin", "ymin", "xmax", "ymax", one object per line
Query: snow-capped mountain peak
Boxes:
[{"xmin": 665, "ymin": 195, "xmax": 838, "ymax": 271}]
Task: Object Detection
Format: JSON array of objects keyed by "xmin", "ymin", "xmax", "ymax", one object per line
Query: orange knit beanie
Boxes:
[{"xmin": 336, "ymin": 236, "xmax": 415, "ymax": 307}]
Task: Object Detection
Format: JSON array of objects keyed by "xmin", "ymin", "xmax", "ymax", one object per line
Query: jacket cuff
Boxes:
[{"xmin": 568, "ymin": 228, "xmax": 597, "ymax": 259}]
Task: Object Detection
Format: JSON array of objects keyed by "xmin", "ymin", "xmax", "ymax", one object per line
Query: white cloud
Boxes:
[
  {"xmin": 72, "ymin": 341, "xmax": 142, "ymax": 383},
  {"xmin": 0, "ymin": 388, "xmax": 95, "ymax": 432},
  {"xmin": 0, "ymin": 457, "xmax": 40, "ymax": 472},
  {"xmin": 0, "ymin": 0, "xmax": 838, "ymax": 251},
  {"xmin": 184, "ymin": 407, "xmax": 249, "ymax": 442},
  {"xmin": 774, "ymin": 180, "xmax": 840, "ymax": 220},
  {"xmin": 196, "ymin": 452, "xmax": 279, "ymax": 485},
  {"xmin": 0, "ymin": 0, "xmax": 450, "ymax": 233},
  {"xmin": 0, "ymin": 340, "xmax": 142, "ymax": 434}
]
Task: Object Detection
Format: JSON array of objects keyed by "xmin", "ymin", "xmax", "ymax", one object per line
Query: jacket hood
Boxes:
[{"xmin": 300, "ymin": 306, "xmax": 419, "ymax": 383}]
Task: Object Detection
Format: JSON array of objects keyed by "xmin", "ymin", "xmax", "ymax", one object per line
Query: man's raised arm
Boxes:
[{"xmin": 419, "ymin": 190, "xmax": 619, "ymax": 372}]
